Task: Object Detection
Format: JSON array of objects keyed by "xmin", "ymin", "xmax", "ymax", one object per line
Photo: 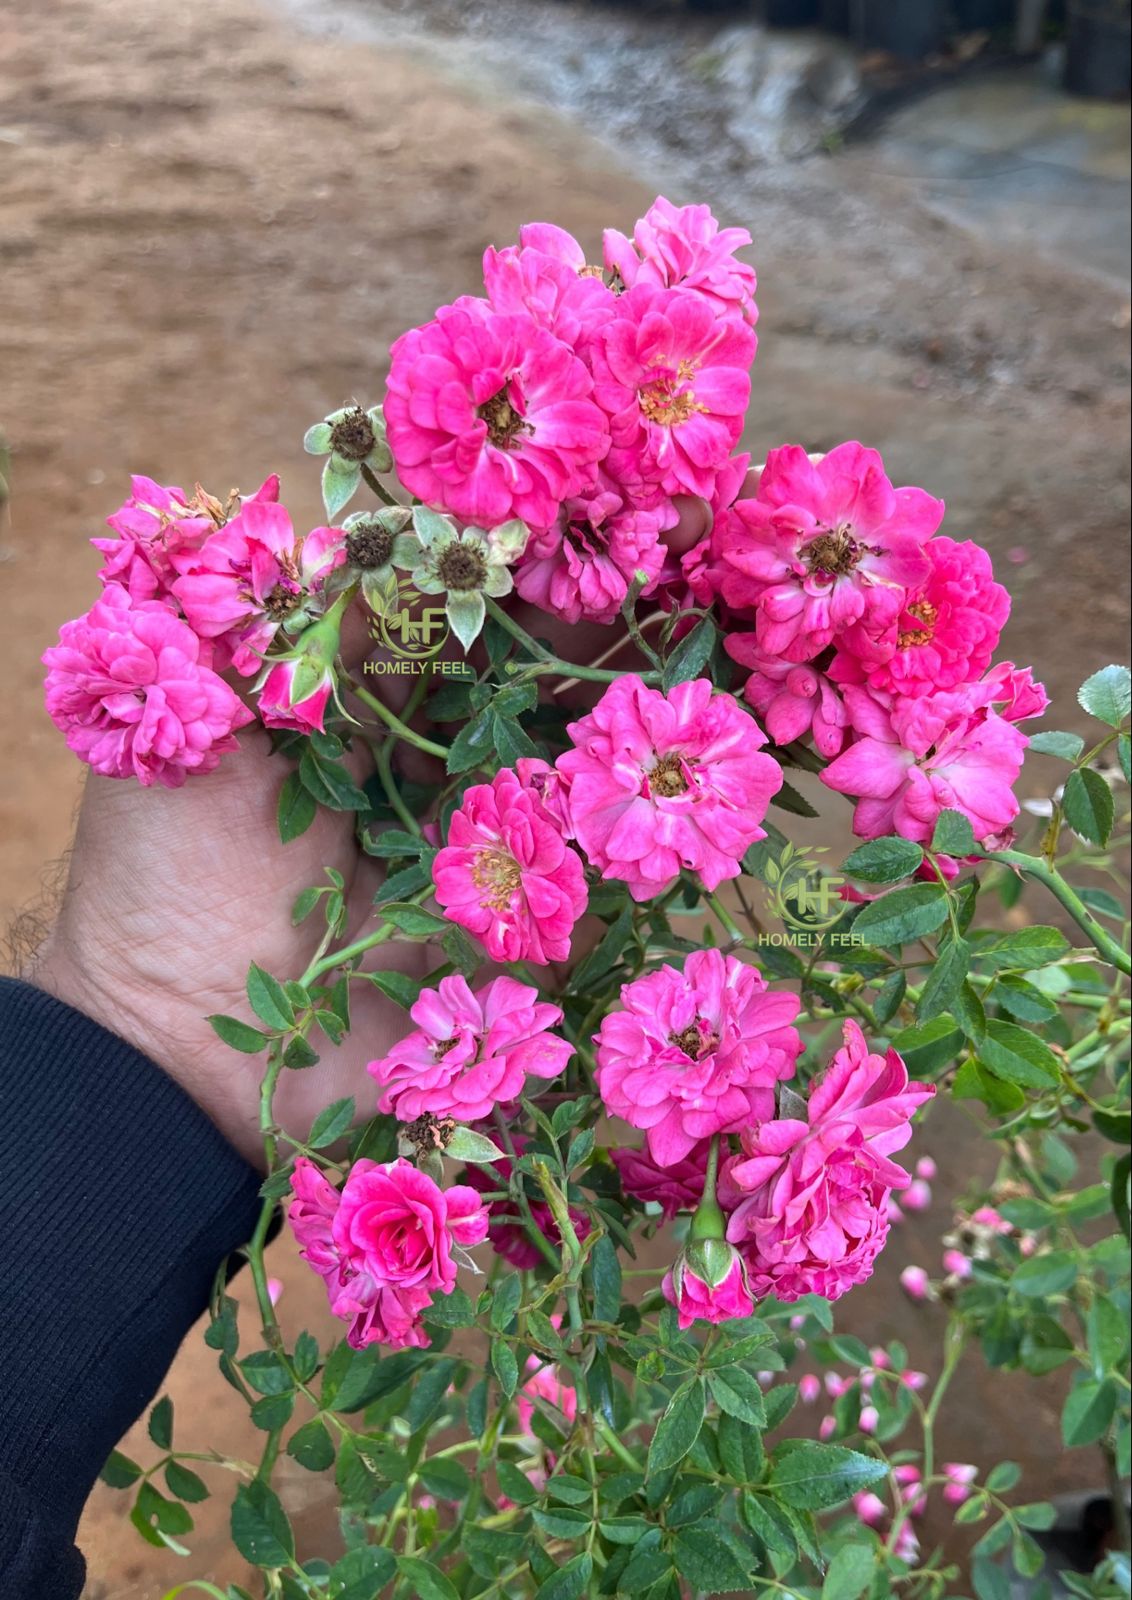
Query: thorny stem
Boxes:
[
  {"xmin": 977, "ymin": 846, "xmax": 1132, "ymax": 976},
  {"xmin": 484, "ymin": 596, "xmax": 660, "ymax": 686},
  {"xmin": 346, "ymin": 672, "xmax": 450, "ymax": 759}
]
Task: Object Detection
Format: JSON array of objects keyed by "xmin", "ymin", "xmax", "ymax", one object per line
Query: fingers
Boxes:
[{"xmin": 663, "ymin": 493, "xmax": 713, "ymax": 556}]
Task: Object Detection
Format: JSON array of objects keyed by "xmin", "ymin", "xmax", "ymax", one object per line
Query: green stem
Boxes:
[
  {"xmin": 360, "ymin": 461, "xmax": 401, "ymax": 508},
  {"xmin": 704, "ymin": 890, "xmax": 746, "ymax": 946},
  {"xmin": 484, "ymin": 596, "xmax": 659, "ymax": 686},
  {"xmin": 346, "ymin": 674, "xmax": 449, "ymax": 759},
  {"xmin": 976, "ymin": 847, "xmax": 1131, "ymax": 976},
  {"xmin": 374, "ymin": 735, "xmax": 421, "ymax": 834}
]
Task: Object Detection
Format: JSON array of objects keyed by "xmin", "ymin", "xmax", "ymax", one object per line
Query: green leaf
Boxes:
[
  {"xmin": 953, "ymin": 1058, "xmax": 1025, "ymax": 1115},
  {"xmin": 423, "ymin": 1286, "xmax": 475, "ymax": 1329},
  {"xmin": 672, "ymin": 1523, "xmax": 752, "ymax": 1593},
  {"xmin": 207, "ymin": 1014, "xmax": 268, "ymax": 1054},
  {"xmin": 707, "ymin": 1366, "xmax": 767, "ymax": 1428},
  {"xmin": 277, "ymin": 770, "xmax": 317, "ymax": 843},
  {"xmin": 444, "ymin": 1125, "xmax": 506, "ymax": 1165},
  {"xmin": 299, "ymin": 747, "xmax": 369, "ymax": 811},
  {"xmin": 492, "ymin": 1338, "xmax": 519, "ymax": 1398},
  {"xmin": 1112, "ymin": 1153, "xmax": 1131, "ymax": 1240},
  {"xmin": 931, "ymin": 809, "xmax": 977, "ymax": 856},
  {"xmin": 1062, "ymin": 767, "xmax": 1115, "ymax": 846},
  {"xmin": 490, "ymin": 1273, "xmax": 523, "ymax": 1333},
  {"xmin": 308, "ymin": 1097, "xmax": 355, "ymax": 1149},
  {"xmin": 164, "ymin": 1461, "xmax": 210, "ymax": 1503},
  {"xmin": 329, "ymin": 1548, "xmax": 398, "ymax": 1600},
  {"xmin": 569, "ymin": 904, "xmax": 634, "ymax": 992},
  {"xmin": 853, "ymin": 883, "xmax": 950, "ymax": 948},
  {"xmin": 974, "ymin": 925, "xmax": 1071, "ymax": 971},
  {"xmin": 286, "ymin": 1418, "xmax": 336, "ymax": 1472},
  {"xmin": 769, "ymin": 1441, "xmax": 887, "ymax": 1510},
  {"xmin": 100, "ymin": 1449, "xmax": 142, "ymax": 1489},
  {"xmin": 396, "ymin": 1556, "xmax": 459, "ymax": 1600},
  {"xmin": 230, "ymin": 1481, "xmax": 294, "ymax": 1568},
  {"xmin": 445, "ymin": 709, "xmax": 495, "ymax": 776},
  {"xmin": 717, "ymin": 1410, "xmax": 765, "ymax": 1485},
  {"xmin": 978, "ymin": 1020, "xmax": 1061, "ymax": 1088},
  {"xmin": 148, "ymin": 1395, "xmax": 174, "ymax": 1450},
  {"xmin": 918, "ymin": 936, "xmax": 969, "ymax": 1021},
  {"xmin": 972, "ymin": 1556, "xmax": 1012, "ymax": 1600},
  {"xmin": 873, "ymin": 969, "xmax": 907, "ymax": 1026},
  {"xmin": 1011, "ymin": 1250, "xmax": 1078, "ymax": 1298},
  {"xmin": 590, "ymin": 1233, "xmax": 622, "ymax": 1324},
  {"xmin": 1093, "ymin": 1108, "xmax": 1132, "ymax": 1144},
  {"xmin": 492, "ymin": 711, "xmax": 538, "ymax": 766},
  {"xmin": 647, "ymin": 1378, "xmax": 706, "ymax": 1475},
  {"xmin": 249, "ymin": 1393, "xmax": 294, "ymax": 1431},
  {"xmin": 1028, "ymin": 730, "xmax": 1086, "ymax": 762},
  {"xmin": 362, "ymin": 969, "xmax": 422, "ymax": 1010},
  {"xmin": 496, "ymin": 1460, "xmax": 539, "ymax": 1505},
  {"xmin": 406, "ymin": 1357, "xmax": 459, "ymax": 1432},
  {"xmin": 1078, "ymin": 664, "xmax": 1131, "ymax": 727},
  {"xmin": 248, "ymin": 969, "xmax": 296, "ymax": 1037},
  {"xmin": 890, "ymin": 1016, "xmax": 964, "ymax": 1076},
  {"xmin": 1062, "ymin": 1378, "xmax": 1118, "ymax": 1447},
  {"xmin": 995, "ymin": 976, "xmax": 1058, "ymax": 1023},
  {"xmin": 382, "ymin": 901, "xmax": 448, "ymax": 939},
  {"xmin": 842, "ymin": 836, "xmax": 924, "ymax": 884},
  {"xmin": 535, "ymin": 1552, "xmax": 594, "ymax": 1600},
  {"xmin": 822, "ymin": 1543, "xmax": 877, "ymax": 1600},
  {"xmin": 772, "ymin": 779, "xmax": 819, "ymax": 818},
  {"xmin": 662, "ymin": 618, "xmax": 717, "ymax": 691},
  {"xmin": 283, "ymin": 1035, "xmax": 320, "ymax": 1070}
]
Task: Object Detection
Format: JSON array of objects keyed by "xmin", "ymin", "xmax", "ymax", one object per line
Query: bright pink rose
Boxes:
[
  {"xmin": 368, "ymin": 975, "xmax": 572, "ymax": 1123},
  {"xmin": 483, "ymin": 231, "xmax": 616, "ymax": 350},
  {"xmin": 603, "ymin": 197, "xmax": 758, "ymax": 324},
  {"xmin": 863, "ymin": 537, "xmax": 1010, "ymax": 696},
  {"xmin": 722, "ymin": 1021, "xmax": 934, "ymax": 1302},
  {"xmin": 462, "ymin": 1136, "xmax": 590, "ymax": 1270},
  {"xmin": 257, "ymin": 656, "xmax": 334, "ymax": 735},
  {"xmin": 516, "ymin": 1356, "xmax": 578, "ymax": 1435},
  {"xmin": 594, "ymin": 948, "xmax": 803, "ymax": 1166},
  {"xmin": 662, "ymin": 1240, "xmax": 755, "ymax": 1330},
  {"xmin": 514, "ymin": 477, "xmax": 675, "ymax": 625},
  {"xmin": 288, "ymin": 1157, "xmax": 488, "ymax": 1350},
  {"xmin": 980, "ymin": 661, "xmax": 1050, "ymax": 722},
  {"xmin": 717, "ymin": 443, "xmax": 943, "ymax": 662},
  {"xmin": 593, "ymin": 284, "xmax": 756, "ymax": 500},
  {"xmin": 384, "ymin": 299, "xmax": 608, "ymax": 528},
  {"xmin": 92, "ymin": 476, "xmax": 236, "ymax": 603},
  {"xmin": 433, "ymin": 766, "xmax": 587, "ymax": 964},
  {"xmin": 613, "ymin": 1141, "xmax": 710, "ymax": 1220},
  {"xmin": 556, "ymin": 675, "xmax": 783, "ymax": 901},
  {"xmin": 727, "ymin": 635, "xmax": 857, "ymax": 757},
  {"xmin": 821, "ymin": 683, "xmax": 1029, "ymax": 845},
  {"xmin": 172, "ymin": 498, "xmax": 345, "ymax": 675},
  {"xmin": 42, "ymin": 587, "xmax": 253, "ymax": 787}
]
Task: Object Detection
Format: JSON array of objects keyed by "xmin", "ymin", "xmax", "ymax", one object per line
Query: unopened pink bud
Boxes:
[
  {"xmin": 888, "ymin": 1200, "xmax": 905, "ymax": 1225},
  {"xmin": 853, "ymin": 1490, "xmax": 887, "ymax": 1527},
  {"xmin": 903, "ymin": 1178, "xmax": 932, "ymax": 1213},
  {"xmin": 819, "ymin": 1415, "xmax": 837, "ymax": 1440},
  {"xmin": 789, "ymin": 1314, "xmax": 806, "ymax": 1331},
  {"xmin": 798, "ymin": 1373, "xmax": 822, "ymax": 1404},
  {"xmin": 1019, "ymin": 1232, "xmax": 1037, "ymax": 1257},
  {"xmin": 943, "ymin": 1462, "xmax": 977, "ymax": 1505},
  {"xmin": 894, "ymin": 1525, "xmax": 920, "ymax": 1562},
  {"xmin": 971, "ymin": 1205, "xmax": 1007, "ymax": 1232},
  {"xmin": 901, "ymin": 1369, "xmax": 929, "ymax": 1391},
  {"xmin": 915, "ymin": 1156, "xmax": 937, "ymax": 1181},
  {"xmin": 859, "ymin": 1404, "xmax": 879, "ymax": 1434},
  {"xmin": 942, "ymin": 1248, "xmax": 972, "ymax": 1279},
  {"xmin": 825, "ymin": 1372, "xmax": 848, "ymax": 1398},
  {"xmin": 869, "ymin": 1347, "xmax": 890, "ymax": 1369},
  {"xmin": 267, "ymin": 1277, "xmax": 284, "ymax": 1307},
  {"xmin": 900, "ymin": 1265, "xmax": 930, "ymax": 1300}
]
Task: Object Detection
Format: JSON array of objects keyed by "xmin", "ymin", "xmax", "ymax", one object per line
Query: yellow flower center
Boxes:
[
  {"xmin": 472, "ymin": 848, "xmax": 522, "ymax": 911},
  {"xmin": 898, "ymin": 599, "xmax": 939, "ymax": 649}
]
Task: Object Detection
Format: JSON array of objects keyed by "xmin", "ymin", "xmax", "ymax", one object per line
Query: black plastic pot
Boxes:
[
  {"xmin": 762, "ymin": 0, "xmax": 820, "ymax": 21},
  {"xmin": 1064, "ymin": 4, "xmax": 1132, "ymax": 98},
  {"xmin": 858, "ymin": 0, "xmax": 945, "ymax": 57}
]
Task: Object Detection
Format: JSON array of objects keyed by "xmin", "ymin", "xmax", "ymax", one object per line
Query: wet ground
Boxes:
[{"xmin": 0, "ymin": 0, "xmax": 1129, "ymax": 1591}]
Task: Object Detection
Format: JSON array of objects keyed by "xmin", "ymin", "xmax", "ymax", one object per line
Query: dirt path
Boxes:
[{"xmin": 1, "ymin": 0, "xmax": 1128, "ymax": 1591}]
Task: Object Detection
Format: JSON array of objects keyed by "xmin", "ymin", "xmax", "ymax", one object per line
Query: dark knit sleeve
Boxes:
[{"xmin": 0, "ymin": 978, "xmax": 263, "ymax": 1599}]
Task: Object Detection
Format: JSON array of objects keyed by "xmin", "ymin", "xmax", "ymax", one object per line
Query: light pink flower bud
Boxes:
[
  {"xmin": 901, "ymin": 1369, "xmax": 929, "ymax": 1391},
  {"xmin": 267, "ymin": 1277, "xmax": 284, "ymax": 1307},
  {"xmin": 942, "ymin": 1248, "xmax": 972, "ymax": 1279},
  {"xmin": 798, "ymin": 1373, "xmax": 822, "ymax": 1404},
  {"xmin": 662, "ymin": 1239, "xmax": 755, "ymax": 1331},
  {"xmin": 853, "ymin": 1491, "xmax": 887, "ymax": 1527},
  {"xmin": 859, "ymin": 1404, "xmax": 879, "ymax": 1434},
  {"xmin": 915, "ymin": 1156, "xmax": 937, "ymax": 1181},
  {"xmin": 943, "ymin": 1463, "xmax": 977, "ymax": 1505},
  {"xmin": 902, "ymin": 1178, "xmax": 933, "ymax": 1213},
  {"xmin": 819, "ymin": 1415, "xmax": 837, "ymax": 1440},
  {"xmin": 900, "ymin": 1265, "xmax": 930, "ymax": 1300},
  {"xmin": 825, "ymin": 1372, "xmax": 848, "ymax": 1398},
  {"xmin": 894, "ymin": 1525, "xmax": 920, "ymax": 1563}
]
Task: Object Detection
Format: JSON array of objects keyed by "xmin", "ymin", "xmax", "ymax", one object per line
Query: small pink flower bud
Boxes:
[
  {"xmin": 943, "ymin": 1463, "xmax": 977, "ymax": 1505},
  {"xmin": 869, "ymin": 1347, "xmax": 890, "ymax": 1370},
  {"xmin": 267, "ymin": 1277, "xmax": 284, "ymax": 1307},
  {"xmin": 819, "ymin": 1415, "xmax": 837, "ymax": 1440},
  {"xmin": 1019, "ymin": 1232, "xmax": 1038, "ymax": 1257},
  {"xmin": 888, "ymin": 1199, "xmax": 905, "ymax": 1225},
  {"xmin": 901, "ymin": 1369, "xmax": 929, "ymax": 1391},
  {"xmin": 859, "ymin": 1404, "xmax": 879, "ymax": 1434},
  {"xmin": 798, "ymin": 1373, "xmax": 822, "ymax": 1404},
  {"xmin": 900, "ymin": 1265, "xmax": 930, "ymax": 1300},
  {"xmin": 915, "ymin": 1156, "xmax": 937, "ymax": 1181},
  {"xmin": 971, "ymin": 1205, "xmax": 1008, "ymax": 1232},
  {"xmin": 825, "ymin": 1372, "xmax": 848, "ymax": 1398},
  {"xmin": 902, "ymin": 1178, "xmax": 933, "ymax": 1213},
  {"xmin": 662, "ymin": 1239, "xmax": 754, "ymax": 1331},
  {"xmin": 853, "ymin": 1490, "xmax": 887, "ymax": 1527},
  {"xmin": 894, "ymin": 1525, "xmax": 920, "ymax": 1563},
  {"xmin": 942, "ymin": 1248, "xmax": 972, "ymax": 1279}
]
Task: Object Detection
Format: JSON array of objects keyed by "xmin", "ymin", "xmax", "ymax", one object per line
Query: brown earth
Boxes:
[{"xmin": 1, "ymin": 0, "xmax": 1129, "ymax": 1592}]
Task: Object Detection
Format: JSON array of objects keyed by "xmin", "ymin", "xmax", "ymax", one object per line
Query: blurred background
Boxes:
[{"xmin": 1, "ymin": 0, "xmax": 1129, "ymax": 1592}]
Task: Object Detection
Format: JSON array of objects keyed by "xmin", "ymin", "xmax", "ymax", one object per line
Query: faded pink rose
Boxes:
[
  {"xmin": 556, "ymin": 675, "xmax": 783, "ymax": 901},
  {"xmin": 594, "ymin": 948, "xmax": 803, "ymax": 1166},
  {"xmin": 592, "ymin": 284, "xmax": 756, "ymax": 501},
  {"xmin": 717, "ymin": 443, "xmax": 943, "ymax": 662},
  {"xmin": 433, "ymin": 766, "xmax": 588, "ymax": 964},
  {"xmin": 172, "ymin": 498, "xmax": 345, "ymax": 676},
  {"xmin": 92, "ymin": 476, "xmax": 238, "ymax": 603},
  {"xmin": 613, "ymin": 1141, "xmax": 710, "ymax": 1221},
  {"xmin": 722, "ymin": 1020, "xmax": 934, "ymax": 1302},
  {"xmin": 42, "ymin": 586, "xmax": 253, "ymax": 787},
  {"xmin": 368, "ymin": 975, "xmax": 572, "ymax": 1123},
  {"xmin": 727, "ymin": 635, "xmax": 857, "ymax": 758},
  {"xmin": 288, "ymin": 1157, "xmax": 488, "ymax": 1350},
  {"xmin": 384, "ymin": 299, "xmax": 609, "ymax": 528},
  {"xmin": 821, "ymin": 682, "xmax": 1029, "ymax": 845},
  {"xmin": 863, "ymin": 537, "xmax": 1010, "ymax": 696},
  {"xmin": 514, "ymin": 478, "xmax": 675, "ymax": 625},
  {"xmin": 603, "ymin": 197, "xmax": 758, "ymax": 324},
  {"xmin": 662, "ymin": 1240, "xmax": 755, "ymax": 1330}
]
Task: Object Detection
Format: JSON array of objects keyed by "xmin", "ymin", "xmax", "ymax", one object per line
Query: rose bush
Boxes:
[{"xmin": 48, "ymin": 197, "xmax": 1130, "ymax": 1600}]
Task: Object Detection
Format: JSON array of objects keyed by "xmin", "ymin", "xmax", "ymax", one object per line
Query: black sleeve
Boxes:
[{"xmin": 0, "ymin": 978, "xmax": 263, "ymax": 1600}]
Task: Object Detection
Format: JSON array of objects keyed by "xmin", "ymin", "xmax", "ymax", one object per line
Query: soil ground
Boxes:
[{"xmin": 0, "ymin": 0, "xmax": 1129, "ymax": 1592}]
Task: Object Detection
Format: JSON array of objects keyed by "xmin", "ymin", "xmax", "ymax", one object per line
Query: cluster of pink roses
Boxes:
[
  {"xmin": 385, "ymin": 197, "xmax": 758, "ymax": 626},
  {"xmin": 42, "ymin": 476, "xmax": 351, "ymax": 784},
  {"xmin": 680, "ymin": 442, "xmax": 1047, "ymax": 848}
]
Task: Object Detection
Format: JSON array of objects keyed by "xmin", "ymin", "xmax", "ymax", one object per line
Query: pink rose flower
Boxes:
[
  {"xmin": 42, "ymin": 586, "xmax": 253, "ymax": 787},
  {"xmin": 483, "ymin": 231, "xmax": 616, "ymax": 350},
  {"xmin": 717, "ymin": 443, "xmax": 943, "ymax": 662},
  {"xmin": 461, "ymin": 1136, "xmax": 590, "ymax": 1270},
  {"xmin": 556, "ymin": 675, "xmax": 784, "ymax": 901},
  {"xmin": 662, "ymin": 1240, "xmax": 755, "ymax": 1330},
  {"xmin": 288, "ymin": 1157, "xmax": 488, "ymax": 1350},
  {"xmin": 726, "ymin": 634, "xmax": 857, "ymax": 758},
  {"xmin": 514, "ymin": 478, "xmax": 675, "ymax": 625},
  {"xmin": 172, "ymin": 498, "xmax": 345, "ymax": 676},
  {"xmin": 723, "ymin": 1020, "xmax": 934, "ymax": 1302},
  {"xmin": 433, "ymin": 766, "xmax": 588, "ymax": 965},
  {"xmin": 862, "ymin": 537, "xmax": 1010, "ymax": 696},
  {"xmin": 603, "ymin": 197, "xmax": 758, "ymax": 324},
  {"xmin": 594, "ymin": 948, "xmax": 803, "ymax": 1166},
  {"xmin": 92, "ymin": 476, "xmax": 239, "ymax": 603},
  {"xmin": 613, "ymin": 1140, "xmax": 710, "ymax": 1221},
  {"xmin": 592, "ymin": 284, "xmax": 756, "ymax": 501},
  {"xmin": 257, "ymin": 656, "xmax": 334, "ymax": 735},
  {"xmin": 821, "ymin": 683, "xmax": 1029, "ymax": 845},
  {"xmin": 516, "ymin": 1355, "xmax": 578, "ymax": 1435},
  {"xmin": 368, "ymin": 975, "xmax": 572, "ymax": 1123},
  {"xmin": 980, "ymin": 661, "xmax": 1050, "ymax": 723},
  {"xmin": 384, "ymin": 299, "xmax": 609, "ymax": 528}
]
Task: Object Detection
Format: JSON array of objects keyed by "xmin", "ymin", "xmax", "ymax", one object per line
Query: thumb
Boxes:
[{"xmin": 662, "ymin": 493, "xmax": 713, "ymax": 557}]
